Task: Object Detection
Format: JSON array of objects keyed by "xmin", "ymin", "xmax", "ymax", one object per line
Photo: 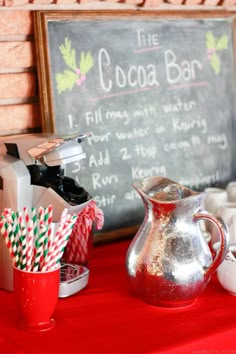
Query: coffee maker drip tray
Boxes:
[{"xmin": 59, "ymin": 263, "xmax": 89, "ymax": 298}]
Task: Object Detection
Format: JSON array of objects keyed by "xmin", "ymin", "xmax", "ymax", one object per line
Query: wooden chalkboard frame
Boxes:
[{"xmin": 34, "ymin": 10, "xmax": 236, "ymax": 243}]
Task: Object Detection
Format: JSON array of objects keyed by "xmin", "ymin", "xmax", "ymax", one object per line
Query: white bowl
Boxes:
[{"xmin": 217, "ymin": 247, "xmax": 236, "ymax": 295}]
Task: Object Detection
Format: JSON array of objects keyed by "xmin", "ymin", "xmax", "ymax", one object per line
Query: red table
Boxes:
[{"xmin": 1, "ymin": 239, "xmax": 236, "ymax": 354}]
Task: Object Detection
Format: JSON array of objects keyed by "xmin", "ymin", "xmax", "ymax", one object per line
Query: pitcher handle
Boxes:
[{"xmin": 194, "ymin": 211, "xmax": 230, "ymax": 278}]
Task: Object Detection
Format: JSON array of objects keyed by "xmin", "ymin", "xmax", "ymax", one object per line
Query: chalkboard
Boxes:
[{"xmin": 34, "ymin": 11, "xmax": 236, "ymax": 240}]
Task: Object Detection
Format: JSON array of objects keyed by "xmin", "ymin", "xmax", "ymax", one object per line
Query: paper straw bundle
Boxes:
[
  {"xmin": 0, "ymin": 206, "xmax": 77, "ymax": 272},
  {"xmin": 63, "ymin": 201, "xmax": 104, "ymax": 265}
]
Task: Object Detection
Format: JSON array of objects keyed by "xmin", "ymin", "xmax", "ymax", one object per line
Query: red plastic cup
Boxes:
[{"xmin": 13, "ymin": 265, "xmax": 60, "ymax": 332}]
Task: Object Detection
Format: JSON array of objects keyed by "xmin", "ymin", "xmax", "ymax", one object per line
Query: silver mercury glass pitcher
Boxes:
[{"xmin": 126, "ymin": 176, "xmax": 229, "ymax": 308}]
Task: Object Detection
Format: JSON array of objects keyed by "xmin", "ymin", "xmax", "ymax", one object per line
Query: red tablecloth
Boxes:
[{"xmin": 1, "ymin": 239, "xmax": 236, "ymax": 354}]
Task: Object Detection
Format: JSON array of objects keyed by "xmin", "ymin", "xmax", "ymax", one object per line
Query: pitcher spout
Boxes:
[{"xmin": 133, "ymin": 176, "xmax": 201, "ymax": 204}]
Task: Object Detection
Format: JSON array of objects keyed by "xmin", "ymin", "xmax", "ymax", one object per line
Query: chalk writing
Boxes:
[
  {"xmin": 165, "ymin": 49, "xmax": 202, "ymax": 85},
  {"xmin": 45, "ymin": 15, "xmax": 235, "ymax": 235},
  {"xmin": 135, "ymin": 29, "xmax": 160, "ymax": 49}
]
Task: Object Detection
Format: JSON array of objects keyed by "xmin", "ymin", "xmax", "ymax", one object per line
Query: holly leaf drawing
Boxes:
[
  {"xmin": 56, "ymin": 37, "xmax": 94, "ymax": 93},
  {"xmin": 216, "ymin": 35, "xmax": 228, "ymax": 50},
  {"xmin": 79, "ymin": 51, "xmax": 94, "ymax": 75},
  {"xmin": 56, "ymin": 70, "xmax": 78, "ymax": 94},
  {"xmin": 59, "ymin": 38, "xmax": 77, "ymax": 71},
  {"xmin": 206, "ymin": 31, "xmax": 228, "ymax": 75},
  {"xmin": 206, "ymin": 31, "xmax": 216, "ymax": 49},
  {"xmin": 211, "ymin": 52, "xmax": 221, "ymax": 75}
]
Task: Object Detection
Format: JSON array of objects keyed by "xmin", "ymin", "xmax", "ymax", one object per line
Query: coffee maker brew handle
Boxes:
[{"xmin": 194, "ymin": 211, "xmax": 230, "ymax": 278}]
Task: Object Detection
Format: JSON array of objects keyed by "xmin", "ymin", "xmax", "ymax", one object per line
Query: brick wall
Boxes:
[
  {"xmin": 0, "ymin": 11, "xmax": 40, "ymax": 135},
  {"xmin": 0, "ymin": 0, "xmax": 230, "ymax": 8},
  {"xmin": 0, "ymin": 1, "xmax": 234, "ymax": 136}
]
